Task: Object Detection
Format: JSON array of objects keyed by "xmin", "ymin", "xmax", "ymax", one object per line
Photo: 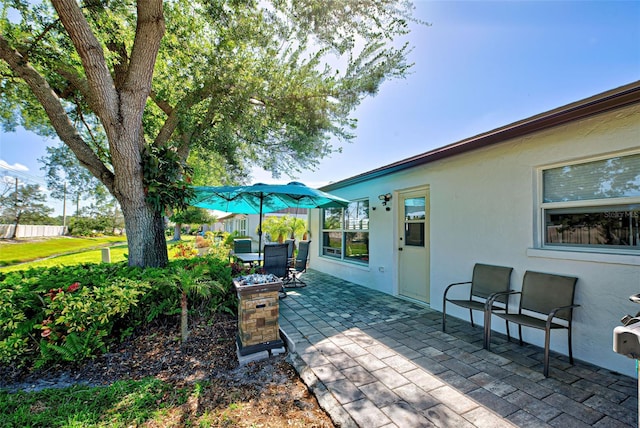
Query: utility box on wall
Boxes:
[{"xmin": 234, "ymin": 274, "xmax": 284, "ymax": 356}]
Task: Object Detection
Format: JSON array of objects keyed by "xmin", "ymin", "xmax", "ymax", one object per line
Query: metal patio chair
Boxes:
[
  {"xmin": 286, "ymin": 240, "xmax": 310, "ymax": 288},
  {"xmin": 233, "ymin": 238, "xmax": 252, "ymax": 254},
  {"xmin": 485, "ymin": 270, "xmax": 579, "ymax": 377},
  {"xmin": 262, "ymin": 243, "xmax": 289, "ymax": 299},
  {"xmin": 442, "ymin": 263, "xmax": 513, "ymax": 339}
]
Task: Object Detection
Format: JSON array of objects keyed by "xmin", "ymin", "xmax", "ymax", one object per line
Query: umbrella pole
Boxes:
[{"xmin": 258, "ymin": 193, "xmax": 263, "ymax": 263}]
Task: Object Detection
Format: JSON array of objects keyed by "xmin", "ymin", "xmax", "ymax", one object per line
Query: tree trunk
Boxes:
[
  {"xmin": 10, "ymin": 215, "xmax": 19, "ymax": 240},
  {"xmin": 181, "ymin": 291, "xmax": 189, "ymax": 342},
  {"xmin": 173, "ymin": 223, "xmax": 182, "ymax": 241},
  {"xmin": 120, "ymin": 198, "xmax": 168, "ymax": 268}
]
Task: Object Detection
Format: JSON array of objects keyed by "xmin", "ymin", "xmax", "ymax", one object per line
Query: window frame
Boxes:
[
  {"xmin": 537, "ymin": 150, "xmax": 640, "ymax": 255},
  {"xmin": 321, "ymin": 199, "xmax": 370, "ymax": 265}
]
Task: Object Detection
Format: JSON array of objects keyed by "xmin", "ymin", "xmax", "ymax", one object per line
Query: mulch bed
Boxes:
[{"xmin": 0, "ymin": 314, "xmax": 335, "ymax": 427}]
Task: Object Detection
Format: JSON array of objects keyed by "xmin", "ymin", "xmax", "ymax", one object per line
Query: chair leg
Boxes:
[
  {"xmin": 442, "ymin": 299, "xmax": 447, "ymax": 332},
  {"xmin": 486, "ymin": 323, "xmax": 492, "ymax": 351},
  {"xmin": 483, "ymin": 307, "xmax": 490, "ymax": 349},
  {"xmin": 568, "ymin": 327, "xmax": 574, "ymax": 365},
  {"xmin": 544, "ymin": 328, "xmax": 551, "ymax": 377},
  {"xmin": 518, "ymin": 325, "xmax": 524, "ymax": 346},
  {"xmin": 469, "ymin": 309, "xmax": 475, "ymax": 328},
  {"xmin": 287, "ymin": 271, "xmax": 307, "ymax": 288},
  {"xmin": 505, "ymin": 320, "xmax": 511, "ymax": 342}
]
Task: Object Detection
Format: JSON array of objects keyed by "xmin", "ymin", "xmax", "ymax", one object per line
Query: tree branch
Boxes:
[
  {"xmin": 151, "ymin": 85, "xmax": 210, "ymax": 149},
  {"xmin": 120, "ymin": 0, "xmax": 165, "ymax": 142},
  {"xmin": 50, "ymin": 0, "xmax": 119, "ymax": 127},
  {"xmin": 0, "ymin": 35, "xmax": 115, "ymax": 193}
]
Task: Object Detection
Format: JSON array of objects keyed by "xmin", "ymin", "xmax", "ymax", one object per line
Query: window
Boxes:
[
  {"xmin": 403, "ymin": 197, "xmax": 426, "ymax": 247},
  {"xmin": 224, "ymin": 216, "xmax": 247, "ymax": 236},
  {"xmin": 322, "ymin": 199, "xmax": 369, "ymax": 264},
  {"xmin": 541, "ymin": 153, "xmax": 640, "ymax": 252}
]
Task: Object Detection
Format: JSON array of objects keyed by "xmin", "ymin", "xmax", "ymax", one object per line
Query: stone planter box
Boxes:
[{"xmin": 234, "ymin": 274, "xmax": 284, "ymax": 356}]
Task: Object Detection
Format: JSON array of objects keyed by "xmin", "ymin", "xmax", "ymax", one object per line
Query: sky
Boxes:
[{"xmin": 1, "ymin": 0, "xmax": 639, "ymax": 216}]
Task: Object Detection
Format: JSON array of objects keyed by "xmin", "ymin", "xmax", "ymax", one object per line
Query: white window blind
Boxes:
[{"xmin": 543, "ymin": 153, "xmax": 640, "ymax": 203}]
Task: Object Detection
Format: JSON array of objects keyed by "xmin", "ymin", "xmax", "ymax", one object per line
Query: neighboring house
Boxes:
[
  {"xmin": 219, "ymin": 208, "xmax": 308, "ymax": 251},
  {"xmin": 308, "ymin": 81, "xmax": 640, "ymax": 377}
]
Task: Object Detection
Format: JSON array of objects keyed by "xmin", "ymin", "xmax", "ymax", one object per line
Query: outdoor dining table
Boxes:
[{"xmin": 235, "ymin": 252, "xmax": 263, "ymax": 265}]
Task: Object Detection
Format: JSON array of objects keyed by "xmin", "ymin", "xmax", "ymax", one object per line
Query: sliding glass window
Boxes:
[{"xmin": 322, "ymin": 200, "xmax": 369, "ymax": 264}]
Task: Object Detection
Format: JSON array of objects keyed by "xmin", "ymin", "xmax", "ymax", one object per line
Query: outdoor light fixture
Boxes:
[{"xmin": 378, "ymin": 193, "xmax": 392, "ymax": 209}]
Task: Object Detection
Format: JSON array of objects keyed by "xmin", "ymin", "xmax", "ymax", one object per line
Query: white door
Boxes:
[{"xmin": 398, "ymin": 188, "xmax": 430, "ymax": 303}]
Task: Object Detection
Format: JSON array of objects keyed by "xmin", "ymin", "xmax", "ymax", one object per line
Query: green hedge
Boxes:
[{"xmin": 0, "ymin": 256, "xmax": 235, "ymax": 369}]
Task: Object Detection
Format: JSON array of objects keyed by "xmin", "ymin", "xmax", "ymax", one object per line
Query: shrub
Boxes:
[
  {"xmin": 170, "ymin": 242, "xmax": 198, "ymax": 259},
  {"xmin": 68, "ymin": 216, "xmax": 112, "ymax": 236},
  {"xmin": 35, "ymin": 277, "xmax": 151, "ymax": 368},
  {"xmin": 0, "ymin": 256, "xmax": 237, "ymax": 369}
]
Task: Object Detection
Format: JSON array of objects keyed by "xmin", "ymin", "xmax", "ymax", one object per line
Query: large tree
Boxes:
[{"xmin": 0, "ymin": 0, "xmax": 417, "ymax": 267}]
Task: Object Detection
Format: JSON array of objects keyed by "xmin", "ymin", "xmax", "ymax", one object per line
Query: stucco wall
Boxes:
[{"xmin": 309, "ymin": 104, "xmax": 640, "ymax": 376}]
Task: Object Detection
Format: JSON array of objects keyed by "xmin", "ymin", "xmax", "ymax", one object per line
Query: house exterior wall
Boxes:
[{"xmin": 309, "ymin": 104, "xmax": 640, "ymax": 376}]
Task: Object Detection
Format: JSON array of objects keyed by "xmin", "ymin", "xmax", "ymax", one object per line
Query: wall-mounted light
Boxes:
[{"xmin": 378, "ymin": 193, "xmax": 392, "ymax": 211}]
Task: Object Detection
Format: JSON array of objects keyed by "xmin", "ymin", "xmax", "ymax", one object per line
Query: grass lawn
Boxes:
[
  {"xmin": 0, "ymin": 244, "xmax": 131, "ymax": 272},
  {"xmin": 0, "ymin": 235, "xmax": 197, "ymax": 272},
  {"xmin": 0, "ymin": 378, "xmax": 188, "ymax": 427},
  {"xmin": 0, "ymin": 236, "xmax": 127, "ymax": 266}
]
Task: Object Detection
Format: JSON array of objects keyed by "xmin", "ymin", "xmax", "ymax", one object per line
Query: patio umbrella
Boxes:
[{"xmin": 190, "ymin": 181, "xmax": 349, "ymax": 254}]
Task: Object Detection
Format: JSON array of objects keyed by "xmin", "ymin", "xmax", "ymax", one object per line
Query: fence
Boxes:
[{"xmin": 0, "ymin": 224, "xmax": 68, "ymax": 239}]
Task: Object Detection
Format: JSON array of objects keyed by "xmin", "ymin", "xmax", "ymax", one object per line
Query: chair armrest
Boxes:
[
  {"xmin": 485, "ymin": 290, "xmax": 520, "ymax": 311},
  {"xmin": 546, "ymin": 304, "xmax": 581, "ymax": 327},
  {"xmin": 443, "ymin": 281, "xmax": 472, "ymax": 299}
]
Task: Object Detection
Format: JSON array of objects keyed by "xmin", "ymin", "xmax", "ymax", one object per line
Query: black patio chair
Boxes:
[
  {"xmin": 284, "ymin": 239, "xmax": 295, "ymax": 261},
  {"xmin": 485, "ymin": 270, "xmax": 579, "ymax": 377},
  {"xmin": 442, "ymin": 263, "xmax": 513, "ymax": 340},
  {"xmin": 233, "ymin": 238, "xmax": 252, "ymax": 253},
  {"xmin": 232, "ymin": 238, "xmax": 253, "ymax": 265},
  {"xmin": 286, "ymin": 240, "xmax": 310, "ymax": 288},
  {"xmin": 262, "ymin": 243, "xmax": 289, "ymax": 298}
]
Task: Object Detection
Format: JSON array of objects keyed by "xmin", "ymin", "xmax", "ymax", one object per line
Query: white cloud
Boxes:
[{"xmin": 0, "ymin": 159, "xmax": 29, "ymax": 171}]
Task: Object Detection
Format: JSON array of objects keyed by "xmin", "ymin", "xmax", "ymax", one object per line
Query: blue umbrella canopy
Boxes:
[{"xmin": 190, "ymin": 182, "xmax": 350, "ymax": 253}]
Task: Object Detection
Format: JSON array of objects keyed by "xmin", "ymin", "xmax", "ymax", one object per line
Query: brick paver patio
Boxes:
[{"xmin": 278, "ymin": 270, "xmax": 637, "ymax": 427}]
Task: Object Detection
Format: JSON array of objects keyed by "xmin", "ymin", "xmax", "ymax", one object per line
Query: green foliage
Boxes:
[
  {"xmin": 37, "ymin": 325, "xmax": 108, "ymax": 368},
  {"xmin": 0, "ymin": 256, "xmax": 236, "ymax": 368},
  {"xmin": 68, "ymin": 216, "xmax": 112, "ymax": 237},
  {"xmin": 0, "ymin": 183, "xmax": 54, "ymax": 226},
  {"xmin": 223, "ymin": 231, "xmax": 251, "ymax": 247},
  {"xmin": 39, "ymin": 144, "xmax": 109, "ymax": 207},
  {"xmin": 169, "ymin": 206, "xmax": 213, "ymax": 225},
  {"xmin": 170, "ymin": 241, "xmax": 199, "ymax": 259},
  {"xmin": 0, "ymin": 0, "xmax": 418, "ymax": 269},
  {"xmin": 262, "ymin": 215, "xmax": 308, "ymax": 243},
  {"xmin": 205, "ymin": 232, "xmax": 233, "ymax": 261},
  {"xmin": 142, "ymin": 144, "xmax": 195, "ymax": 214}
]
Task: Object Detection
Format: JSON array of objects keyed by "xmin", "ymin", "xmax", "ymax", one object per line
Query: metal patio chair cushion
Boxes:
[
  {"xmin": 486, "ymin": 270, "xmax": 579, "ymax": 377},
  {"xmin": 442, "ymin": 263, "xmax": 513, "ymax": 332}
]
